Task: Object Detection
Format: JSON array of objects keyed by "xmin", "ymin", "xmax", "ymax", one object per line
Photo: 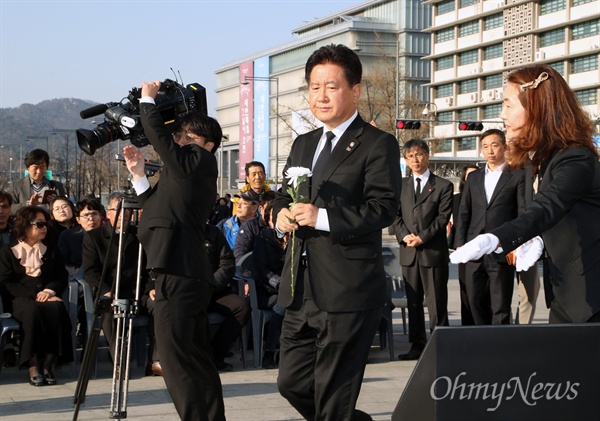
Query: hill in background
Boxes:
[{"xmin": 0, "ymin": 98, "xmax": 97, "ymax": 151}]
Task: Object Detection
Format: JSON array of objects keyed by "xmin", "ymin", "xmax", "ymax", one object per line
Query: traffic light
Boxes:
[
  {"xmin": 396, "ymin": 119, "xmax": 421, "ymax": 130},
  {"xmin": 458, "ymin": 121, "xmax": 484, "ymax": 131}
]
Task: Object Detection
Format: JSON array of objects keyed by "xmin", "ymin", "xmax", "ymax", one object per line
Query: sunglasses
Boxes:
[{"xmin": 30, "ymin": 221, "xmax": 48, "ymax": 229}]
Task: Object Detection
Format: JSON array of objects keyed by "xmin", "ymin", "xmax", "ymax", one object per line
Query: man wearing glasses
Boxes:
[
  {"xmin": 57, "ymin": 199, "xmax": 103, "ymax": 279},
  {"xmin": 392, "ymin": 139, "xmax": 454, "ymax": 361}
]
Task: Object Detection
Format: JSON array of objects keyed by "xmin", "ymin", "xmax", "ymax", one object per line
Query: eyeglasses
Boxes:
[
  {"xmin": 30, "ymin": 221, "xmax": 47, "ymax": 228},
  {"xmin": 52, "ymin": 204, "xmax": 70, "ymax": 212},
  {"xmin": 79, "ymin": 211, "xmax": 101, "ymax": 220},
  {"xmin": 405, "ymin": 152, "xmax": 426, "ymax": 161}
]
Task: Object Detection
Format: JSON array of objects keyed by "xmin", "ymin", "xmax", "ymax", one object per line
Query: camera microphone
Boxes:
[{"xmin": 80, "ymin": 102, "xmax": 118, "ymax": 119}]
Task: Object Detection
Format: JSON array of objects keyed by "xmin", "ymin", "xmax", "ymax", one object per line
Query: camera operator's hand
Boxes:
[
  {"xmin": 123, "ymin": 145, "xmax": 146, "ymax": 181},
  {"xmin": 141, "ymin": 80, "xmax": 161, "ymax": 99}
]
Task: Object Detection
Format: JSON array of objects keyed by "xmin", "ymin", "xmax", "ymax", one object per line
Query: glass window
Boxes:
[
  {"xmin": 437, "ymin": 111, "xmax": 453, "ymax": 124},
  {"xmin": 483, "ymin": 104, "xmax": 502, "ymax": 119},
  {"xmin": 575, "ymin": 88, "xmax": 598, "ymax": 105},
  {"xmin": 548, "ymin": 61, "xmax": 565, "ymax": 75},
  {"xmin": 572, "ymin": 20, "xmax": 599, "ymax": 40},
  {"xmin": 459, "ymin": 108, "xmax": 478, "ymax": 120},
  {"xmin": 458, "ymin": 136, "xmax": 477, "ymax": 151},
  {"xmin": 540, "ymin": 28, "xmax": 565, "ymax": 47},
  {"xmin": 483, "ymin": 74, "xmax": 503, "ymax": 89},
  {"xmin": 484, "ymin": 13, "xmax": 503, "ymax": 31},
  {"xmin": 438, "ymin": 139, "xmax": 453, "ymax": 152},
  {"xmin": 437, "ymin": 55, "xmax": 454, "ymax": 70},
  {"xmin": 459, "ymin": 50, "xmax": 478, "ymax": 65},
  {"xmin": 459, "ymin": 0, "xmax": 478, "ymax": 8},
  {"xmin": 459, "ymin": 21, "xmax": 479, "ymax": 37},
  {"xmin": 572, "ymin": 0, "xmax": 595, "ymax": 6},
  {"xmin": 437, "ymin": 27, "xmax": 455, "ymax": 43},
  {"xmin": 438, "ymin": 0, "xmax": 455, "ymax": 15},
  {"xmin": 437, "ymin": 83, "xmax": 454, "ymax": 97},
  {"xmin": 540, "ymin": 0, "xmax": 566, "ymax": 15},
  {"xmin": 483, "ymin": 44, "xmax": 503, "ymax": 60},
  {"xmin": 571, "ymin": 55, "xmax": 598, "ymax": 73},
  {"xmin": 459, "ymin": 79, "xmax": 478, "ymax": 94}
]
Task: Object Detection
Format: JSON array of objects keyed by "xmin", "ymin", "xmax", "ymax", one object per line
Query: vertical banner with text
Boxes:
[
  {"xmin": 253, "ymin": 56, "xmax": 270, "ymax": 179},
  {"xmin": 238, "ymin": 62, "xmax": 254, "ymax": 182}
]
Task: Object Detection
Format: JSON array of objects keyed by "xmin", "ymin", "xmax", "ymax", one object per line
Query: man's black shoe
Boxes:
[{"xmin": 398, "ymin": 349, "xmax": 422, "ymax": 361}]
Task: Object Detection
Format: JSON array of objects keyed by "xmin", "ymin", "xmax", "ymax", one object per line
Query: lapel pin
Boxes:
[{"xmin": 346, "ymin": 141, "xmax": 356, "ymax": 152}]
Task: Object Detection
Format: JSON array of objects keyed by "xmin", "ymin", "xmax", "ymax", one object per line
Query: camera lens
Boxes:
[{"xmin": 76, "ymin": 122, "xmax": 121, "ymax": 155}]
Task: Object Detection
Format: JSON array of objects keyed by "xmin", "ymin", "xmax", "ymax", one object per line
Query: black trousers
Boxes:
[
  {"xmin": 153, "ymin": 273, "xmax": 225, "ymax": 421},
  {"xmin": 465, "ymin": 255, "xmax": 515, "ymax": 325},
  {"xmin": 402, "ymin": 260, "xmax": 449, "ymax": 349},
  {"xmin": 277, "ymin": 266, "xmax": 381, "ymax": 421},
  {"xmin": 208, "ymin": 292, "xmax": 250, "ymax": 360}
]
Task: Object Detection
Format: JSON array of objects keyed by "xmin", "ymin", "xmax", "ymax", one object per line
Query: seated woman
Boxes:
[
  {"xmin": 251, "ymin": 202, "xmax": 287, "ymax": 369},
  {"xmin": 47, "ymin": 196, "xmax": 78, "ymax": 247},
  {"xmin": 0, "ymin": 206, "xmax": 73, "ymax": 386}
]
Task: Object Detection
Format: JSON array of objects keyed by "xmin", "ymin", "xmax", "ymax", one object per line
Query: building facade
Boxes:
[
  {"xmin": 425, "ymin": 0, "xmax": 600, "ymax": 157},
  {"xmin": 214, "ymin": 0, "xmax": 432, "ymax": 192}
]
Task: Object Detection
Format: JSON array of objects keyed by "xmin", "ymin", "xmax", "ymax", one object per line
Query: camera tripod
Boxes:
[{"xmin": 73, "ymin": 196, "xmax": 145, "ymax": 420}]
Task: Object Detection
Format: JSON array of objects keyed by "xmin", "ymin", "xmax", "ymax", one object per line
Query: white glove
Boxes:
[
  {"xmin": 450, "ymin": 233, "xmax": 500, "ymax": 264},
  {"xmin": 515, "ymin": 236, "xmax": 544, "ymax": 272}
]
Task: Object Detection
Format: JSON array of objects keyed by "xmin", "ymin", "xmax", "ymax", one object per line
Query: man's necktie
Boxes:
[
  {"xmin": 415, "ymin": 177, "xmax": 421, "ymax": 201},
  {"xmin": 312, "ymin": 131, "xmax": 335, "ymax": 183}
]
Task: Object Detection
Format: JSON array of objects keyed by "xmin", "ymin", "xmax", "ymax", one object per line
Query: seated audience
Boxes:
[
  {"xmin": 233, "ymin": 191, "xmax": 276, "ymax": 260},
  {"xmin": 82, "ymin": 191, "xmax": 151, "ymax": 364},
  {"xmin": 0, "ymin": 190, "xmax": 15, "ymax": 248}
]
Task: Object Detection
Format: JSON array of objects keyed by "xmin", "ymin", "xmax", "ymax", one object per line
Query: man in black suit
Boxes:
[
  {"xmin": 273, "ymin": 44, "xmax": 401, "ymax": 421},
  {"xmin": 8, "ymin": 149, "xmax": 65, "ymax": 214},
  {"xmin": 123, "ymin": 81, "xmax": 225, "ymax": 421},
  {"xmin": 393, "ymin": 139, "xmax": 453, "ymax": 360},
  {"xmin": 455, "ymin": 129, "xmax": 525, "ymax": 325}
]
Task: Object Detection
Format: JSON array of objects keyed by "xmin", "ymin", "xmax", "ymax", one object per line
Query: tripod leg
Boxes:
[
  {"xmin": 109, "ymin": 302, "xmax": 135, "ymax": 419},
  {"xmin": 73, "ymin": 309, "xmax": 108, "ymax": 421}
]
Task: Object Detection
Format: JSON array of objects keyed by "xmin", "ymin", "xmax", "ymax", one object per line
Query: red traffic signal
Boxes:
[
  {"xmin": 458, "ymin": 121, "xmax": 484, "ymax": 131},
  {"xmin": 396, "ymin": 120, "xmax": 421, "ymax": 130}
]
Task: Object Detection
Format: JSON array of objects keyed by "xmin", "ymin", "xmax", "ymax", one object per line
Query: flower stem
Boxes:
[{"xmin": 290, "ymin": 229, "xmax": 296, "ymax": 297}]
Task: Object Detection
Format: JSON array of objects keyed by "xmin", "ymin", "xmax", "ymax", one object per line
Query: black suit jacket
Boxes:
[
  {"xmin": 273, "ymin": 115, "xmax": 401, "ymax": 312},
  {"xmin": 493, "ymin": 147, "xmax": 600, "ymax": 322},
  {"xmin": 135, "ymin": 103, "xmax": 217, "ymax": 281},
  {"xmin": 393, "ymin": 173, "xmax": 454, "ymax": 267},
  {"xmin": 455, "ymin": 166, "xmax": 525, "ymax": 262},
  {"xmin": 9, "ymin": 176, "xmax": 66, "ymax": 214}
]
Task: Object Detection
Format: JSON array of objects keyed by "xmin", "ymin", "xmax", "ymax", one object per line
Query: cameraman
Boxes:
[{"xmin": 123, "ymin": 80, "xmax": 225, "ymax": 421}]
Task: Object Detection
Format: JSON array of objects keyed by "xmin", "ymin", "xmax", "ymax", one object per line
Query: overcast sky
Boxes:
[{"xmin": 0, "ymin": 0, "xmax": 363, "ymax": 114}]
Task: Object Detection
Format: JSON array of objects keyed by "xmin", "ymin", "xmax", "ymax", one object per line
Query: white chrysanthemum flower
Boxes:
[{"xmin": 285, "ymin": 167, "xmax": 312, "ymax": 189}]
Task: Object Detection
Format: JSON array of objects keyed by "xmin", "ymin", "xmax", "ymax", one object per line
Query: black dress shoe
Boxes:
[
  {"xmin": 398, "ymin": 349, "xmax": 422, "ymax": 361},
  {"xmin": 44, "ymin": 370, "xmax": 57, "ymax": 385},
  {"xmin": 262, "ymin": 351, "xmax": 276, "ymax": 369},
  {"xmin": 29, "ymin": 374, "xmax": 45, "ymax": 386}
]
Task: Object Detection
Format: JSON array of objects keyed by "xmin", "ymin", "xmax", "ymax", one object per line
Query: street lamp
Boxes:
[{"xmin": 241, "ymin": 75, "xmax": 280, "ymax": 187}]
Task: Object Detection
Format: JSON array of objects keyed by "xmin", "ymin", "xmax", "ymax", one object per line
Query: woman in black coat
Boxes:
[{"xmin": 0, "ymin": 206, "xmax": 73, "ymax": 386}]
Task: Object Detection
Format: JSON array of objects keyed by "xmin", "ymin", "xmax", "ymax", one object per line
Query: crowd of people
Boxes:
[{"xmin": 0, "ymin": 47, "xmax": 598, "ymax": 421}]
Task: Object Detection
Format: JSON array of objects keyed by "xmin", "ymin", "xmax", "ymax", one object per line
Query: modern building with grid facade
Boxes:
[{"xmin": 425, "ymin": 0, "xmax": 599, "ymax": 157}]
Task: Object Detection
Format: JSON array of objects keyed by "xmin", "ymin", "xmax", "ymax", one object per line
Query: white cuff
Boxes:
[{"xmin": 132, "ymin": 176, "xmax": 150, "ymax": 195}]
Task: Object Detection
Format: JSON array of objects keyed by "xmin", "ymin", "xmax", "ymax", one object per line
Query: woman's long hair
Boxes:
[{"xmin": 506, "ymin": 64, "xmax": 597, "ymax": 169}]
